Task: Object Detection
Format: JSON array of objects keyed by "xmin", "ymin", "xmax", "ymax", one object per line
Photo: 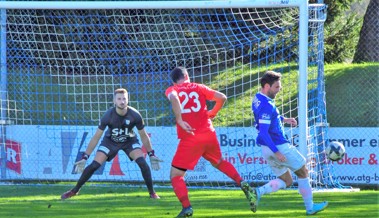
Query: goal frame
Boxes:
[{"xmin": 0, "ymin": 0, "xmax": 310, "ymax": 166}]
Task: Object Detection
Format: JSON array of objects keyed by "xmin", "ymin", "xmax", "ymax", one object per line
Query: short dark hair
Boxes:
[
  {"xmin": 260, "ymin": 71, "xmax": 282, "ymax": 88},
  {"xmin": 114, "ymin": 88, "xmax": 128, "ymax": 96},
  {"xmin": 170, "ymin": 67, "xmax": 187, "ymax": 83}
]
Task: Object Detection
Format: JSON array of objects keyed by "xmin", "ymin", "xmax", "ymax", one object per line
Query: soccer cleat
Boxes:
[
  {"xmin": 149, "ymin": 192, "xmax": 161, "ymax": 199},
  {"xmin": 176, "ymin": 206, "xmax": 193, "ymax": 218},
  {"xmin": 61, "ymin": 190, "xmax": 78, "ymax": 200},
  {"xmin": 306, "ymin": 201, "xmax": 328, "ymax": 215},
  {"xmin": 240, "ymin": 181, "xmax": 258, "ymax": 213}
]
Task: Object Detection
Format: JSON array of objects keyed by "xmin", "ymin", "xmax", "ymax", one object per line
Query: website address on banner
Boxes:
[
  {"xmin": 333, "ymin": 174, "xmax": 379, "ymax": 184},
  {"xmin": 241, "ymin": 173, "xmax": 379, "ymax": 184}
]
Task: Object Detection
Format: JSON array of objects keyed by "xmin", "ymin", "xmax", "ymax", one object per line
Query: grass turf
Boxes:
[{"xmin": 0, "ymin": 185, "xmax": 377, "ymax": 218}]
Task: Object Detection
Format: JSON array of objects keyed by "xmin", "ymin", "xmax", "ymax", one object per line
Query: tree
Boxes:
[
  {"xmin": 310, "ymin": 0, "xmax": 364, "ymax": 63},
  {"xmin": 353, "ymin": 0, "xmax": 379, "ymax": 62}
]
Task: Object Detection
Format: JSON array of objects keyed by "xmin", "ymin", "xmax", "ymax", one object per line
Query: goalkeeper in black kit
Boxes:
[{"xmin": 61, "ymin": 88, "xmax": 163, "ymax": 200}]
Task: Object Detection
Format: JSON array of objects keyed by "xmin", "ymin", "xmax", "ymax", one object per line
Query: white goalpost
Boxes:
[{"xmin": 0, "ymin": 0, "xmax": 348, "ymax": 191}]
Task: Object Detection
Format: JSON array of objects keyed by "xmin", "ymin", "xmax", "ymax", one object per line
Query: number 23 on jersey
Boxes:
[{"xmin": 179, "ymin": 91, "xmax": 201, "ymax": 113}]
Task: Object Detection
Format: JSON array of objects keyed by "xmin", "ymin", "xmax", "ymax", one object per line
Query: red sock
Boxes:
[
  {"xmin": 217, "ymin": 160, "xmax": 243, "ymax": 186},
  {"xmin": 171, "ymin": 176, "xmax": 191, "ymax": 208}
]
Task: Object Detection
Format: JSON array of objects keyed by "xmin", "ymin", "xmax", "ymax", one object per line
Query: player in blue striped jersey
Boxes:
[{"xmin": 252, "ymin": 71, "xmax": 328, "ymax": 215}]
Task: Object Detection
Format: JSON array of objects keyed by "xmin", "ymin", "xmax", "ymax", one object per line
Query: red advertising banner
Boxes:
[{"xmin": 0, "ymin": 139, "xmax": 22, "ymax": 174}]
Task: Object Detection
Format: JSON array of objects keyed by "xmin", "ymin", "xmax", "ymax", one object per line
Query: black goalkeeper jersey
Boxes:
[{"xmin": 98, "ymin": 106, "xmax": 144, "ymax": 145}]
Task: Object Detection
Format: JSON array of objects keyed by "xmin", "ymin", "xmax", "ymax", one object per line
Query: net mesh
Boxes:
[{"xmin": 1, "ymin": 5, "xmax": 345, "ymax": 189}]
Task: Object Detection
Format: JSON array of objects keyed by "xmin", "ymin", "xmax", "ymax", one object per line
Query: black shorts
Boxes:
[{"xmin": 97, "ymin": 139, "xmax": 142, "ymax": 162}]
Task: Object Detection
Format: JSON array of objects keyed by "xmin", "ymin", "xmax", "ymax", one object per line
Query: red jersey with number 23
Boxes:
[{"xmin": 165, "ymin": 82, "xmax": 216, "ymax": 139}]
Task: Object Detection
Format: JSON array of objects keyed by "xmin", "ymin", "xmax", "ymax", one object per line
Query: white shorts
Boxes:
[{"xmin": 261, "ymin": 143, "xmax": 306, "ymax": 177}]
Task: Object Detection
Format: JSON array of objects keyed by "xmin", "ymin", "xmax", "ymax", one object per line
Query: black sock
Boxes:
[
  {"xmin": 135, "ymin": 157, "xmax": 154, "ymax": 194},
  {"xmin": 72, "ymin": 161, "xmax": 101, "ymax": 192}
]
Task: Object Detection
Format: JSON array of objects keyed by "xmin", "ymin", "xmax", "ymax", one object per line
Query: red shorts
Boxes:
[{"xmin": 171, "ymin": 130, "xmax": 222, "ymax": 170}]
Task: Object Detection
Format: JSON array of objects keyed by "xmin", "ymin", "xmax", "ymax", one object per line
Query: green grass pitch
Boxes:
[{"xmin": 0, "ymin": 185, "xmax": 377, "ymax": 218}]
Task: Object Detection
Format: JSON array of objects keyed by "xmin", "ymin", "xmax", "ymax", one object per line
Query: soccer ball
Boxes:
[{"xmin": 325, "ymin": 141, "xmax": 345, "ymax": 161}]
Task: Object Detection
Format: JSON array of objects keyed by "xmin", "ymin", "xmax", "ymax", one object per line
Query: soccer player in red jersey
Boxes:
[{"xmin": 165, "ymin": 67, "xmax": 257, "ymax": 217}]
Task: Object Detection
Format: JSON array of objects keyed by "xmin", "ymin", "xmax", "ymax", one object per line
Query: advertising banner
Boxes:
[{"xmin": 2, "ymin": 126, "xmax": 378, "ymax": 185}]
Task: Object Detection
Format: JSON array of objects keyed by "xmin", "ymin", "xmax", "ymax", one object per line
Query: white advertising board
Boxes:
[{"xmin": 2, "ymin": 126, "xmax": 378, "ymax": 185}]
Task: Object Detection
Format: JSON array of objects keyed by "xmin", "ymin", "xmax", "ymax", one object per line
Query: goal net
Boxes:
[{"xmin": 0, "ymin": 1, "xmax": 345, "ymax": 190}]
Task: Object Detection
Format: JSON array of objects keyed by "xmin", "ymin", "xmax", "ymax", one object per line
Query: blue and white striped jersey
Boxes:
[{"xmin": 252, "ymin": 92, "xmax": 289, "ymax": 153}]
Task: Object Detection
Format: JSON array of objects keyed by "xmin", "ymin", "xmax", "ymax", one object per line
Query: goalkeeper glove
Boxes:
[
  {"xmin": 74, "ymin": 152, "xmax": 89, "ymax": 174},
  {"xmin": 148, "ymin": 150, "xmax": 163, "ymax": 171}
]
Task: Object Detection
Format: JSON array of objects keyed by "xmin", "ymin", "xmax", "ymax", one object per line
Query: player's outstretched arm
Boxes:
[
  {"xmin": 168, "ymin": 93, "xmax": 195, "ymax": 135},
  {"xmin": 138, "ymin": 128, "xmax": 163, "ymax": 171},
  {"xmin": 283, "ymin": 117, "xmax": 297, "ymax": 127},
  {"xmin": 208, "ymin": 90, "xmax": 227, "ymax": 119},
  {"xmin": 139, "ymin": 128, "xmax": 154, "ymax": 151},
  {"xmin": 84, "ymin": 128, "xmax": 104, "ymax": 155},
  {"xmin": 74, "ymin": 128, "xmax": 103, "ymax": 173}
]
